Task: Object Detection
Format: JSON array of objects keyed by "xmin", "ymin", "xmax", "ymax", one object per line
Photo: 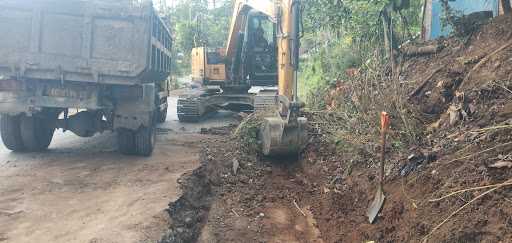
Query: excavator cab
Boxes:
[
  {"xmin": 242, "ymin": 12, "xmax": 278, "ymax": 87},
  {"xmin": 191, "ymin": 47, "xmax": 227, "ymax": 86},
  {"xmin": 228, "ymin": 10, "xmax": 278, "ymax": 91}
]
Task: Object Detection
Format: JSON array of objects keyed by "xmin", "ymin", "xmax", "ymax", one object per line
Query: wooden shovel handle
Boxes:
[
  {"xmin": 381, "ymin": 112, "xmax": 390, "ymax": 133},
  {"xmin": 380, "ymin": 112, "xmax": 390, "ymax": 183}
]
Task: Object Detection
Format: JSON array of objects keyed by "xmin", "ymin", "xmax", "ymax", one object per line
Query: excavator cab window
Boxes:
[
  {"xmin": 251, "ymin": 18, "xmax": 273, "ymax": 51},
  {"xmin": 206, "ymin": 51, "xmax": 223, "ymax": 65},
  {"xmin": 243, "ymin": 13, "xmax": 277, "ymax": 87}
]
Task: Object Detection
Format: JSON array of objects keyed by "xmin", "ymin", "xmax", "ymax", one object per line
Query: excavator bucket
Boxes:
[{"xmin": 260, "ymin": 116, "xmax": 308, "ymax": 157}]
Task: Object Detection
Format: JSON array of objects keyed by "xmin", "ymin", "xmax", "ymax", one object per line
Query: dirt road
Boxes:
[{"xmin": 0, "ymin": 95, "xmax": 237, "ymax": 243}]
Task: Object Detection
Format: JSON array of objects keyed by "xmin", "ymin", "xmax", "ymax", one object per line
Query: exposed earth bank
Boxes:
[{"xmin": 161, "ymin": 15, "xmax": 512, "ymax": 243}]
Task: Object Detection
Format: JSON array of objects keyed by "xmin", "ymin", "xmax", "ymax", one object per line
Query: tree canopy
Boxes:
[
  {"xmin": 162, "ymin": 0, "xmax": 424, "ymax": 95},
  {"xmin": 162, "ymin": 0, "xmax": 233, "ymax": 76}
]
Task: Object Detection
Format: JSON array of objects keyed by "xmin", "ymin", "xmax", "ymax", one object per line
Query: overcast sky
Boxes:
[{"xmin": 155, "ymin": 0, "xmax": 224, "ymax": 9}]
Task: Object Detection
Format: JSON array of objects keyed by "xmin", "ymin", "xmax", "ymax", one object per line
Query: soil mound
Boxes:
[{"xmin": 161, "ymin": 15, "xmax": 512, "ymax": 243}]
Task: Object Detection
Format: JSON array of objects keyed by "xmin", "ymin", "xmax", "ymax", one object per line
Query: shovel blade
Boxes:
[{"xmin": 367, "ymin": 188, "xmax": 385, "ymax": 224}]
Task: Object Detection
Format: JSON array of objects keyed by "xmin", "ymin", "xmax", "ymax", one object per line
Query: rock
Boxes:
[
  {"xmin": 400, "ymin": 152, "xmax": 434, "ymax": 176},
  {"xmin": 232, "ymin": 159, "xmax": 240, "ymax": 175},
  {"xmin": 239, "ymin": 175, "xmax": 250, "ymax": 183},
  {"xmin": 184, "ymin": 217, "xmax": 194, "ymax": 227},
  {"xmin": 498, "ymin": 102, "xmax": 512, "ymax": 118},
  {"xmin": 488, "ymin": 161, "xmax": 512, "ymax": 169},
  {"xmin": 448, "ymin": 105, "xmax": 462, "ymax": 126}
]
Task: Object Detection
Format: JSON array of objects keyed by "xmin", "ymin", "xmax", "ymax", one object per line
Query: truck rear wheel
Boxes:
[
  {"xmin": 156, "ymin": 97, "xmax": 168, "ymax": 123},
  {"xmin": 135, "ymin": 126, "xmax": 155, "ymax": 157},
  {"xmin": 118, "ymin": 128, "xmax": 136, "ymax": 155},
  {"xmin": 157, "ymin": 107, "xmax": 168, "ymax": 123},
  {"xmin": 1, "ymin": 115, "xmax": 25, "ymax": 151},
  {"xmin": 20, "ymin": 115, "xmax": 55, "ymax": 151}
]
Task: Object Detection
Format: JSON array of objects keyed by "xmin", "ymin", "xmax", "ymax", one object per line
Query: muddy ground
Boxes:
[
  {"xmin": 0, "ymin": 94, "xmax": 237, "ymax": 243},
  {"xmin": 161, "ymin": 15, "xmax": 512, "ymax": 243},
  {"xmin": 2, "ymin": 15, "xmax": 510, "ymax": 243}
]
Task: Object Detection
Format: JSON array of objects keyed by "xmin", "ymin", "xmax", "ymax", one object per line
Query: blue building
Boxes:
[{"xmin": 422, "ymin": 0, "xmax": 509, "ymax": 40}]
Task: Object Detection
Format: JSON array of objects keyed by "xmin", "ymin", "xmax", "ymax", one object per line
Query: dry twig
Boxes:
[
  {"xmin": 422, "ymin": 179, "xmax": 511, "ymax": 243},
  {"xmin": 408, "ymin": 66, "xmax": 444, "ymax": 100},
  {"xmin": 429, "ymin": 179, "xmax": 512, "ymax": 202},
  {"xmin": 401, "ymin": 178, "xmax": 419, "ymax": 208},
  {"xmin": 464, "ymin": 40, "xmax": 512, "ymax": 84},
  {"xmin": 444, "ymin": 141, "xmax": 512, "ymax": 165},
  {"xmin": 469, "ymin": 125, "xmax": 512, "ymax": 133},
  {"xmin": 492, "ymin": 81, "xmax": 512, "ymax": 96},
  {"xmin": 293, "ymin": 200, "xmax": 307, "ymax": 217}
]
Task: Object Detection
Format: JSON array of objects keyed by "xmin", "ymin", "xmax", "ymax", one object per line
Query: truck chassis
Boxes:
[{"xmin": 0, "ymin": 0, "xmax": 172, "ymax": 156}]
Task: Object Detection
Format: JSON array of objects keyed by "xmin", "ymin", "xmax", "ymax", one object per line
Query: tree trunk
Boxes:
[
  {"xmin": 501, "ymin": 0, "xmax": 511, "ymax": 14},
  {"xmin": 381, "ymin": 12, "xmax": 392, "ymax": 60}
]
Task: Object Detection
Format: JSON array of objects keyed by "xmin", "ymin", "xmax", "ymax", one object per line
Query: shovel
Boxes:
[{"xmin": 367, "ymin": 112, "xmax": 390, "ymax": 224}]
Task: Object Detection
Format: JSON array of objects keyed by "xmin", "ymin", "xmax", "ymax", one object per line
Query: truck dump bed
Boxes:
[{"xmin": 0, "ymin": 0, "xmax": 171, "ymax": 85}]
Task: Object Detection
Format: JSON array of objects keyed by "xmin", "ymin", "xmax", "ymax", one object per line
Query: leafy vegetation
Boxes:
[
  {"xmin": 161, "ymin": 0, "xmax": 426, "ymax": 144},
  {"xmin": 161, "ymin": 0, "xmax": 424, "ymax": 91},
  {"xmin": 298, "ymin": 0, "xmax": 427, "ymax": 152},
  {"xmin": 160, "ymin": 0, "xmax": 234, "ymax": 77},
  {"xmin": 299, "ymin": 0, "xmax": 424, "ymax": 104},
  {"xmin": 159, "ymin": 0, "xmax": 426, "ymax": 143}
]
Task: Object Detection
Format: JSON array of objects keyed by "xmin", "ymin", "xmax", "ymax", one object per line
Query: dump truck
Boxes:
[{"xmin": 0, "ymin": 0, "xmax": 171, "ymax": 156}]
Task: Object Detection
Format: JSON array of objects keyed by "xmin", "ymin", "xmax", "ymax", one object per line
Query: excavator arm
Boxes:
[
  {"xmin": 258, "ymin": 0, "xmax": 308, "ymax": 157},
  {"xmin": 225, "ymin": 0, "xmax": 307, "ymax": 157},
  {"xmin": 184, "ymin": 0, "xmax": 308, "ymax": 157}
]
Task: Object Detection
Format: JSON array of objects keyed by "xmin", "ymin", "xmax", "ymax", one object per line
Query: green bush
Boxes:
[{"xmin": 299, "ymin": 40, "xmax": 362, "ymax": 108}]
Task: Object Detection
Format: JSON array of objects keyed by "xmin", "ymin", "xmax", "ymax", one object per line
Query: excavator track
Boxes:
[{"xmin": 177, "ymin": 97, "xmax": 203, "ymax": 122}]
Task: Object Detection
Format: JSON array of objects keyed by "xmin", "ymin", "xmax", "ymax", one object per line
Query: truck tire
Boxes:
[
  {"xmin": 20, "ymin": 115, "xmax": 55, "ymax": 151},
  {"xmin": 157, "ymin": 107, "xmax": 168, "ymax": 123},
  {"xmin": 135, "ymin": 126, "xmax": 155, "ymax": 157},
  {"xmin": 118, "ymin": 128, "xmax": 136, "ymax": 155},
  {"xmin": 1, "ymin": 115, "xmax": 25, "ymax": 151},
  {"xmin": 156, "ymin": 97, "xmax": 168, "ymax": 123}
]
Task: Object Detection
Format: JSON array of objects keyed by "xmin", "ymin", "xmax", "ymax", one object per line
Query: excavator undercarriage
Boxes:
[{"xmin": 177, "ymin": 88, "xmax": 256, "ymax": 121}]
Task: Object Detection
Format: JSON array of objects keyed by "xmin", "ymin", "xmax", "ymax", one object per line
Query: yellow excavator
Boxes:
[{"xmin": 178, "ymin": 0, "xmax": 307, "ymax": 156}]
